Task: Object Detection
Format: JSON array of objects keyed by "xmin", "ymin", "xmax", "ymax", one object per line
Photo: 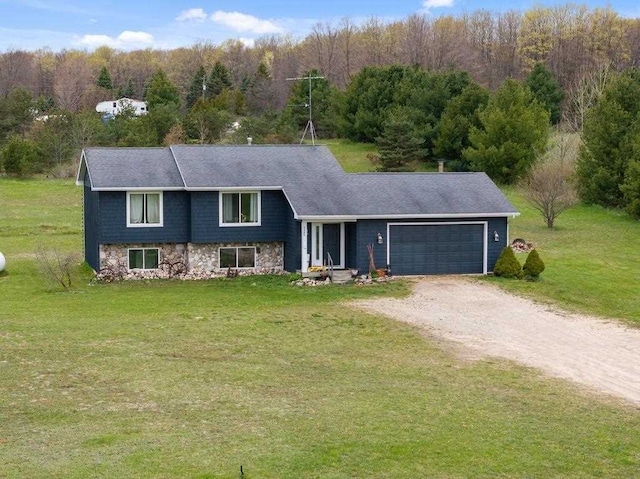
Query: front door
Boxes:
[{"xmin": 311, "ymin": 223, "xmax": 344, "ymax": 268}]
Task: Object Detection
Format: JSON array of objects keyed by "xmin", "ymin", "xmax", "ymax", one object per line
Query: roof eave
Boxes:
[{"xmin": 297, "ymin": 212, "xmax": 520, "ymax": 221}]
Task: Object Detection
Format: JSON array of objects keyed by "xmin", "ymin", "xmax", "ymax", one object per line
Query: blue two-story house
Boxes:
[{"xmin": 76, "ymin": 144, "xmax": 519, "ymax": 277}]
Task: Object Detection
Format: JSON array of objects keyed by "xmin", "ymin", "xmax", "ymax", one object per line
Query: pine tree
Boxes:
[
  {"xmin": 433, "ymin": 83, "xmax": 489, "ymax": 170},
  {"xmin": 463, "ymin": 78, "xmax": 550, "ymax": 184},
  {"xmin": 376, "ymin": 108, "xmax": 426, "ymax": 172},
  {"xmin": 525, "ymin": 63, "xmax": 564, "ymax": 124},
  {"xmin": 207, "ymin": 61, "xmax": 232, "ymax": 97},
  {"xmin": 577, "ymin": 69, "xmax": 640, "ymax": 210},
  {"xmin": 96, "ymin": 66, "xmax": 113, "ymax": 91},
  {"xmin": 283, "ymin": 69, "xmax": 335, "ymax": 138},
  {"xmin": 186, "ymin": 66, "xmax": 207, "ymax": 111},
  {"xmin": 143, "ymin": 69, "xmax": 181, "ymax": 110}
]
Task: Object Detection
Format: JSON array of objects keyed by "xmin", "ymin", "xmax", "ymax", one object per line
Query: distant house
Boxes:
[
  {"xmin": 95, "ymin": 98, "xmax": 148, "ymax": 117},
  {"xmin": 76, "ymin": 145, "xmax": 519, "ymax": 277}
]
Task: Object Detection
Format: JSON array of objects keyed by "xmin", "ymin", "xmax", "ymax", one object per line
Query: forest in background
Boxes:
[
  {"xmin": 2, "ymin": 3, "xmax": 640, "ymax": 219},
  {"xmin": 1, "ymin": 4, "xmax": 638, "ymax": 113}
]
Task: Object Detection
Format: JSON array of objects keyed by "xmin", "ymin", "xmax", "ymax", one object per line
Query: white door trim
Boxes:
[{"xmin": 310, "ymin": 222, "xmax": 345, "ymax": 268}]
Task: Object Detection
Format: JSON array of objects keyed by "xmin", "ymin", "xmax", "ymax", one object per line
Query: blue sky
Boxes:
[{"xmin": 0, "ymin": 0, "xmax": 638, "ymax": 52}]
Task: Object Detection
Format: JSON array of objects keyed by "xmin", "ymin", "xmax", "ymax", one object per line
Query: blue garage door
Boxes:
[{"xmin": 389, "ymin": 223, "xmax": 485, "ymax": 275}]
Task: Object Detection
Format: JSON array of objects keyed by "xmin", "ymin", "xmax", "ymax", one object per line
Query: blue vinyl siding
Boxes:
[
  {"xmin": 98, "ymin": 191, "xmax": 190, "ymax": 244},
  {"xmin": 283, "ymin": 214, "xmax": 301, "ymax": 273},
  {"xmin": 190, "ymin": 190, "xmax": 290, "ymax": 243},
  {"xmin": 355, "ymin": 217, "xmax": 509, "ymax": 275},
  {"xmin": 83, "ymin": 173, "xmax": 100, "ymax": 270}
]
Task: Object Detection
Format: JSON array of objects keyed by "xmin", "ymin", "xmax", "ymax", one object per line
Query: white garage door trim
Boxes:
[{"xmin": 387, "ymin": 221, "xmax": 488, "ymax": 275}]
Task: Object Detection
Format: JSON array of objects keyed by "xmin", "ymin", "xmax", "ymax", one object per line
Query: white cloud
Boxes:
[
  {"xmin": 210, "ymin": 10, "xmax": 284, "ymax": 34},
  {"xmin": 176, "ymin": 8, "xmax": 208, "ymax": 22},
  {"xmin": 77, "ymin": 30, "xmax": 154, "ymax": 49},
  {"xmin": 117, "ymin": 31, "xmax": 153, "ymax": 43},
  {"xmin": 423, "ymin": 0, "xmax": 455, "ymax": 9}
]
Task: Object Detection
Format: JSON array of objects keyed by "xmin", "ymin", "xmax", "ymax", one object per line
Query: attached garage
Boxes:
[{"xmin": 388, "ymin": 222, "xmax": 487, "ymax": 275}]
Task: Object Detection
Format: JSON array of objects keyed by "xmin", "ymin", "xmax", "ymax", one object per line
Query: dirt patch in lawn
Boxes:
[{"xmin": 352, "ymin": 277, "xmax": 640, "ymax": 407}]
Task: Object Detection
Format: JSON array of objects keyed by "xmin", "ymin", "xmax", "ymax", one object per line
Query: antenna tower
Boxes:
[{"xmin": 286, "ymin": 74, "xmax": 324, "ymax": 145}]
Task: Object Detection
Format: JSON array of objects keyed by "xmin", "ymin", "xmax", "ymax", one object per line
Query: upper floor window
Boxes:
[
  {"xmin": 220, "ymin": 192, "xmax": 260, "ymax": 226},
  {"xmin": 127, "ymin": 192, "xmax": 163, "ymax": 227}
]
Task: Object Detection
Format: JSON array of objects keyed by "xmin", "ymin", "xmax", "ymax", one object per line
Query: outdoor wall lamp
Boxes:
[
  {"xmin": 377, "ymin": 232, "xmax": 383, "ymax": 244},
  {"xmin": 493, "ymin": 231, "xmax": 500, "ymax": 242}
]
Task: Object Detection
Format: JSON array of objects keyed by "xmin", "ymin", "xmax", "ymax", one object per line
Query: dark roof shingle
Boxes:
[{"xmin": 78, "ymin": 144, "xmax": 518, "ymax": 218}]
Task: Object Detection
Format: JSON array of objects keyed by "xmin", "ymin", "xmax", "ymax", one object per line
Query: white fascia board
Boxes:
[
  {"xmin": 280, "ymin": 188, "xmax": 299, "ymax": 219},
  {"xmin": 90, "ymin": 186, "xmax": 185, "ymax": 191},
  {"xmin": 184, "ymin": 186, "xmax": 283, "ymax": 191},
  {"xmin": 169, "ymin": 145, "xmax": 188, "ymax": 188},
  {"xmin": 298, "ymin": 212, "xmax": 520, "ymax": 221},
  {"xmin": 75, "ymin": 151, "xmax": 89, "ymax": 186}
]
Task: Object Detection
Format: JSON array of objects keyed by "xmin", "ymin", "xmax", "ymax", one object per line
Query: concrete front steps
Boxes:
[{"xmin": 330, "ymin": 269, "xmax": 354, "ymax": 284}]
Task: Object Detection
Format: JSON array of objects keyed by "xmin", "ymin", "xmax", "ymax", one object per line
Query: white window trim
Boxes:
[
  {"xmin": 218, "ymin": 246, "xmax": 257, "ymax": 269},
  {"xmin": 127, "ymin": 247, "xmax": 161, "ymax": 270},
  {"xmin": 219, "ymin": 191, "xmax": 261, "ymax": 227},
  {"xmin": 126, "ymin": 191, "xmax": 164, "ymax": 227}
]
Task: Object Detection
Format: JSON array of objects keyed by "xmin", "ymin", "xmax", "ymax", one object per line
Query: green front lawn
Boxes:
[
  {"xmin": 499, "ymin": 187, "xmax": 640, "ymax": 325},
  {"xmin": 1, "ymin": 175, "xmax": 640, "ymax": 477}
]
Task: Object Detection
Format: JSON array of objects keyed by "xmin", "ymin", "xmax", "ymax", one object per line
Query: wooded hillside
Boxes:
[{"xmin": 1, "ymin": 4, "xmax": 638, "ymax": 111}]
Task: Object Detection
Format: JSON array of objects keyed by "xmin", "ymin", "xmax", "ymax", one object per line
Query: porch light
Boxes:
[
  {"xmin": 377, "ymin": 232, "xmax": 383, "ymax": 244},
  {"xmin": 493, "ymin": 231, "xmax": 500, "ymax": 242}
]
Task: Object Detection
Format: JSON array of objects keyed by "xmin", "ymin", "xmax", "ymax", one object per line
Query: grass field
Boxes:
[
  {"xmin": 498, "ymin": 187, "xmax": 640, "ymax": 326},
  {"xmin": 1, "ymin": 163, "xmax": 640, "ymax": 476}
]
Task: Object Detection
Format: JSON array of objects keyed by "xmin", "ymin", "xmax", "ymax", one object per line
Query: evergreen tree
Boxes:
[
  {"xmin": 523, "ymin": 249, "xmax": 545, "ymax": 279},
  {"xmin": 525, "ymin": 63, "xmax": 564, "ymax": 124},
  {"xmin": 283, "ymin": 69, "xmax": 336, "ymax": 139},
  {"xmin": 376, "ymin": 108, "xmax": 426, "ymax": 171},
  {"xmin": 96, "ymin": 66, "xmax": 113, "ymax": 91},
  {"xmin": 186, "ymin": 66, "xmax": 207, "ymax": 111},
  {"xmin": 433, "ymin": 83, "xmax": 490, "ymax": 170},
  {"xmin": 337, "ymin": 65, "xmax": 407, "ymax": 142},
  {"xmin": 143, "ymin": 69, "xmax": 181, "ymax": 110},
  {"xmin": 207, "ymin": 61, "xmax": 232, "ymax": 97},
  {"xmin": 246, "ymin": 61, "xmax": 276, "ymax": 115},
  {"xmin": 0, "ymin": 87, "xmax": 34, "ymax": 141},
  {"xmin": 2, "ymin": 136, "xmax": 41, "ymax": 176},
  {"xmin": 493, "ymin": 247, "xmax": 523, "ymax": 279},
  {"xmin": 576, "ymin": 69, "xmax": 640, "ymax": 210},
  {"xmin": 463, "ymin": 78, "xmax": 550, "ymax": 184}
]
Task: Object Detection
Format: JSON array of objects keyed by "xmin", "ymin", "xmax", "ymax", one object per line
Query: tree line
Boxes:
[{"xmin": 1, "ymin": 3, "xmax": 639, "ymax": 219}]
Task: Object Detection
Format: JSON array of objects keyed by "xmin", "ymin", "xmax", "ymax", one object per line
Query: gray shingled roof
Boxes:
[
  {"xmin": 77, "ymin": 144, "xmax": 518, "ymax": 218},
  {"xmin": 81, "ymin": 147, "xmax": 183, "ymax": 189}
]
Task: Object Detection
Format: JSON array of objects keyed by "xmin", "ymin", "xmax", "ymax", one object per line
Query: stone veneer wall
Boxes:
[
  {"xmin": 99, "ymin": 242, "xmax": 284, "ymax": 279},
  {"xmin": 187, "ymin": 242, "xmax": 284, "ymax": 274}
]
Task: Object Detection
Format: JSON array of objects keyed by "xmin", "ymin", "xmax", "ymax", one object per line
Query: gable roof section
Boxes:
[
  {"xmin": 338, "ymin": 173, "xmax": 518, "ymax": 218},
  {"xmin": 77, "ymin": 147, "xmax": 184, "ymax": 190},
  {"xmin": 76, "ymin": 144, "xmax": 518, "ymax": 218}
]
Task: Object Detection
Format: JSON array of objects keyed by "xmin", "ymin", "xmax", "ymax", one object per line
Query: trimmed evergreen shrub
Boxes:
[
  {"xmin": 523, "ymin": 249, "xmax": 545, "ymax": 279},
  {"xmin": 493, "ymin": 247, "xmax": 523, "ymax": 279}
]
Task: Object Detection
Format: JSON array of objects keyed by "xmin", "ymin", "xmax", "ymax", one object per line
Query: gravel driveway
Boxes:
[{"xmin": 352, "ymin": 277, "xmax": 640, "ymax": 406}]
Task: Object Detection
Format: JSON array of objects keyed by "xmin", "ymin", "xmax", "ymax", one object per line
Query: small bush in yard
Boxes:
[
  {"xmin": 523, "ymin": 249, "xmax": 545, "ymax": 279},
  {"xmin": 493, "ymin": 246, "xmax": 523, "ymax": 279}
]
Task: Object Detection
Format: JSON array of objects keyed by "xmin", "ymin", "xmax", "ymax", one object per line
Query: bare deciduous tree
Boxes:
[
  {"xmin": 563, "ymin": 61, "xmax": 611, "ymax": 132},
  {"xmin": 522, "ymin": 134, "xmax": 579, "ymax": 228},
  {"xmin": 35, "ymin": 242, "xmax": 79, "ymax": 290}
]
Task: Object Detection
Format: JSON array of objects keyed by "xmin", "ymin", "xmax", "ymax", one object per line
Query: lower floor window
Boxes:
[
  {"xmin": 128, "ymin": 248, "xmax": 159, "ymax": 269},
  {"xmin": 219, "ymin": 247, "xmax": 255, "ymax": 268}
]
